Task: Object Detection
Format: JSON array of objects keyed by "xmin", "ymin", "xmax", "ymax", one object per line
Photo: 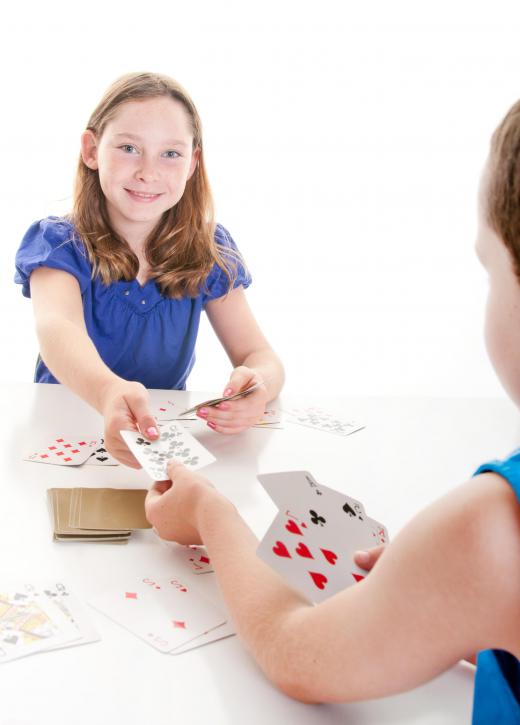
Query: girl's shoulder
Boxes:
[{"xmin": 15, "ymin": 216, "xmax": 92, "ymax": 297}]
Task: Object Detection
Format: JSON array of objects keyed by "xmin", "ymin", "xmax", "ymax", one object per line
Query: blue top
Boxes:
[
  {"xmin": 14, "ymin": 217, "xmax": 251, "ymax": 389},
  {"xmin": 472, "ymin": 450, "xmax": 520, "ymax": 724}
]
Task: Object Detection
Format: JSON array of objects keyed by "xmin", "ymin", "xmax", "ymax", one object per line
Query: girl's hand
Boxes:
[
  {"xmin": 101, "ymin": 380, "xmax": 159, "ymax": 467},
  {"xmin": 145, "ymin": 460, "xmax": 223, "ymax": 544},
  {"xmin": 197, "ymin": 366, "xmax": 269, "ymax": 434}
]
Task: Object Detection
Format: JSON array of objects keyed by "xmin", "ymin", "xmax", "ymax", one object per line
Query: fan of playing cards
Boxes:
[{"xmin": 257, "ymin": 471, "xmax": 388, "ymax": 603}]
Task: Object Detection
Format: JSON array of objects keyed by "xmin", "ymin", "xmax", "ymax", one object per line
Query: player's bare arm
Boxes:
[{"xmin": 148, "ymin": 465, "xmax": 520, "ymax": 704}]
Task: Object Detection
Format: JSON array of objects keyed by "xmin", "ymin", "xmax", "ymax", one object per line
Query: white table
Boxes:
[{"xmin": 2, "ymin": 383, "xmax": 519, "ymax": 725}]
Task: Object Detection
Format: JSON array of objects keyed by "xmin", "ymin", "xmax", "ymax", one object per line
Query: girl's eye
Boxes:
[
  {"xmin": 120, "ymin": 144, "xmax": 138, "ymax": 154},
  {"xmin": 163, "ymin": 150, "xmax": 180, "ymax": 159}
]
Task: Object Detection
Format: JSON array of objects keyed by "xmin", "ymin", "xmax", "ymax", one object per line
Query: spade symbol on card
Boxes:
[
  {"xmin": 136, "ymin": 438, "xmax": 151, "ymax": 447},
  {"xmin": 309, "ymin": 510, "xmax": 326, "ymax": 527}
]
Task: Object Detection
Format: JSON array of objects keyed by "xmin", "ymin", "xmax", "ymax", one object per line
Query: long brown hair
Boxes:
[
  {"xmin": 487, "ymin": 100, "xmax": 520, "ymax": 279},
  {"xmin": 71, "ymin": 72, "xmax": 238, "ymax": 298}
]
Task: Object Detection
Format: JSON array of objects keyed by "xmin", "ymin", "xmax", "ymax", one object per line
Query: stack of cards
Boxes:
[
  {"xmin": 89, "ymin": 546, "xmax": 234, "ymax": 655},
  {"xmin": 283, "ymin": 406, "xmax": 364, "ymax": 437},
  {"xmin": 47, "ymin": 488, "xmax": 151, "ymax": 543},
  {"xmin": 121, "ymin": 422, "xmax": 216, "ymax": 480},
  {"xmin": 24, "ymin": 436, "xmax": 118, "ymax": 467},
  {"xmin": 0, "ymin": 581, "xmax": 99, "ymax": 664},
  {"xmin": 178, "ymin": 381, "xmax": 264, "ymax": 417},
  {"xmin": 257, "ymin": 471, "xmax": 388, "ymax": 603}
]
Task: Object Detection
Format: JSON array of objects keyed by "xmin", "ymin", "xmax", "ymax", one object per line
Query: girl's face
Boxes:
[
  {"xmin": 81, "ymin": 96, "xmax": 199, "ymax": 242},
  {"xmin": 476, "ymin": 168, "xmax": 520, "ymax": 408}
]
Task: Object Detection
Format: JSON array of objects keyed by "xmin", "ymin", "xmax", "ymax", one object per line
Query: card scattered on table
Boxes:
[
  {"xmin": 257, "ymin": 471, "xmax": 388, "ymax": 603},
  {"xmin": 283, "ymin": 406, "xmax": 365, "ymax": 437},
  {"xmin": 89, "ymin": 574, "xmax": 227, "ymax": 654},
  {"xmin": 24, "ymin": 435, "xmax": 118, "ymax": 467},
  {"xmin": 47, "ymin": 488, "xmax": 150, "ymax": 543},
  {"xmin": 121, "ymin": 422, "xmax": 216, "ymax": 480},
  {"xmin": 0, "ymin": 580, "xmax": 99, "ymax": 664}
]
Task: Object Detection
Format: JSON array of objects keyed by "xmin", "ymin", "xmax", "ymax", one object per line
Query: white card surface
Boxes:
[
  {"xmin": 120, "ymin": 423, "xmax": 216, "ymax": 480},
  {"xmin": 23, "ymin": 436, "xmax": 99, "ymax": 466},
  {"xmin": 0, "ymin": 583, "xmax": 81, "ymax": 663},
  {"xmin": 85, "ymin": 439, "xmax": 119, "ymax": 466},
  {"xmin": 257, "ymin": 471, "xmax": 389, "ymax": 603},
  {"xmin": 284, "ymin": 406, "xmax": 365, "ymax": 437},
  {"xmin": 89, "ymin": 575, "xmax": 226, "ymax": 653}
]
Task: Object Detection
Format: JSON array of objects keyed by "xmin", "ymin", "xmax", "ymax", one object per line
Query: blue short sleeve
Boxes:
[
  {"xmin": 14, "ymin": 217, "xmax": 92, "ymax": 297},
  {"xmin": 202, "ymin": 224, "xmax": 252, "ymax": 305},
  {"xmin": 473, "ymin": 448, "xmax": 520, "ymax": 499}
]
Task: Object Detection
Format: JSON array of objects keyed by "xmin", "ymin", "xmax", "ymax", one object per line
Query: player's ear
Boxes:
[
  {"xmin": 187, "ymin": 146, "xmax": 200, "ymax": 180},
  {"xmin": 80, "ymin": 130, "xmax": 99, "ymax": 170}
]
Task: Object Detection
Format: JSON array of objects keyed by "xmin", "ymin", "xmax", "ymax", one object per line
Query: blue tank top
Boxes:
[{"xmin": 472, "ymin": 450, "xmax": 520, "ymax": 724}]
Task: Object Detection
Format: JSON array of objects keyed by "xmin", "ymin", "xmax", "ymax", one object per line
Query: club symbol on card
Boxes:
[
  {"xmin": 285, "ymin": 519, "xmax": 304, "ymax": 535},
  {"xmin": 136, "ymin": 438, "xmax": 151, "ymax": 447},
  {"xmin": 343, "ymin": 502, "xmax": 363, "ymax": 521},
  {"xmin": 309, "ymin": 510, "xmax": 326, "ymax": 527},
  {"xmin": 309, "ymin": 571, "xmax": 328, "ymax": 590}
]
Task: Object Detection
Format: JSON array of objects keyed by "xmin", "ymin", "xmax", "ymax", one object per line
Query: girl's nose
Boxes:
[{"xmin": 135, "ymin": 156, "xmax": 158, "ymax": 183}]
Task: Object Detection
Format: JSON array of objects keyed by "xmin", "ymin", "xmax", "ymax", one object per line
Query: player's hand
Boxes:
[
  {"xmin": 145, "ymin": 460, "xmax": 220, "ymax": 544},
  {"xmin": 353, "ymin": 544, "xmax": 387, "ymax": 571},
  {"xmin": 197, "ymin": 366, "xmax": 268, "ymax": 434},
  {"xmin": 101, "ymin": 380, "xmax": 159, "ymax": 467}
]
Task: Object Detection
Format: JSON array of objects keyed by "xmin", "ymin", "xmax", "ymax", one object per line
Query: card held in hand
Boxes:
[
  {"xmin": 257, "ymin": 471, "xmax": 389, "ymax": 603},
  {"xmin": 120, "ymin": 423, "xmax": 216, "ymax": 480}
]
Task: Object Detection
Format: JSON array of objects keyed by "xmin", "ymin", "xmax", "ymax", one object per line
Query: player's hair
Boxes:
[
  {"xmin": 71, "ymin": 72, "xmax": 238, "ymax": 298},
  {"xmin": 487, "ymin": 99, "xmax": 520, "ymax": 280}
]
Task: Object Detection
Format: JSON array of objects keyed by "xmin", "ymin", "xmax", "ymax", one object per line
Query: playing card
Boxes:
[
  {"xmin": 179, "ymin": 381, "xmax": 264, "ymax": 417},
  {"xmin": 177, "ymin": 545, "xmax": 214, "ymax": 574},
  {"xmin": 48, "ymin": 489, "xmax": 131, "ymax": 543},
  {"xmin": 284, "ymin": 406, "xmax": 365, "ymax": 437},
  {"xmin": 89, "ymin": 575, "xmax": 226, "ymax": 653},
  {"xmin": 253, "ymin": 408, "xmax": 284, "ymax": 430},
  {"xmin": 24, "ymin": 436, "xmax": 98, "ymax": 466},
  {"xmin": 257, "ymin": 472, "xmax": 389, "ymax": 603},
  {"xmin": 171, "ymin": 620, "xmax": 235, "ymax": 654},
  {"xmin": 85, "ymin": 439, "xmax": 119, "ymax": 466},
  {"xmin": 120, "ymin": 423, "xmax": 216, "ymax": 480},
  {"xmin": 0, "ymin": 583, "xmax": 80, "ymax": 663},
  {"xmin": 71, "ymin": 488, "xmax": 151, "ymax": 531},
  {"xmin": 258, "ymin": 471, "xmax": 366, "ymax": 522},
  {"xmin": 27, "ymin": 582, "xmax": 100, "ymax": 649}
]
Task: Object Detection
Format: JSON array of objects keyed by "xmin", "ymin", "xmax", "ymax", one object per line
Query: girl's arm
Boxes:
[
  {"xmin": 146, "ymin": 464, "xmax": 520, "ymax": 703},
  {"xmin": 29, "ymin": 267, "xmax": 158, "ymax": 466},
  {"xmin": 204, "ymin": 287, "xmax": 285, "ymax": 433}
]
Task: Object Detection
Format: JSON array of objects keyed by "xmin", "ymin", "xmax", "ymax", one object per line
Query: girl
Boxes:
[
  {"xmin": 14, "ymin": 73, "xmax": 284, "ymax": 467},
  {"xmin": 145, "ymin": 99, "xmax": 520, "ymax": 723}
]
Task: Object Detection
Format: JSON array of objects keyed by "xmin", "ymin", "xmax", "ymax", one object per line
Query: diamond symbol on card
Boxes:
[
  {"xmin": 172, "ymin": 621, "xmax": 186, "ymax": 629},
  {"xmin": 125, "ymin": 592, "xmax": 138, "ymax": 599}
]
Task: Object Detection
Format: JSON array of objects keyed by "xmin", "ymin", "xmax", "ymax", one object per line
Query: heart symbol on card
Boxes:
[
  {"xmin": 295, "ymin": 542, "xmax": 313, "ymax": 559},
  {"xmin": 320, "ymin": 548, "xmax": 338, "ymax": 565},
  {"xmin": 352, "ymin": 573, "xmax": 365, "ymax": 583},
  {"xmin": 273, "ymin": 541, "xmax": 291, "ymax": 558},
  {"xmin": 285, "ymin": 520, "xmax": 303, "ymax": 535},
  {"xmin": 309, "ymin": 571, "xmax": 328, "ymax": 590}
]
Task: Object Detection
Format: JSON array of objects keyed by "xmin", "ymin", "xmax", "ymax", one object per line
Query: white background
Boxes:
[{"xmin": 3, "ymin": 0, "xmax": 520, "ymax": 399}]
